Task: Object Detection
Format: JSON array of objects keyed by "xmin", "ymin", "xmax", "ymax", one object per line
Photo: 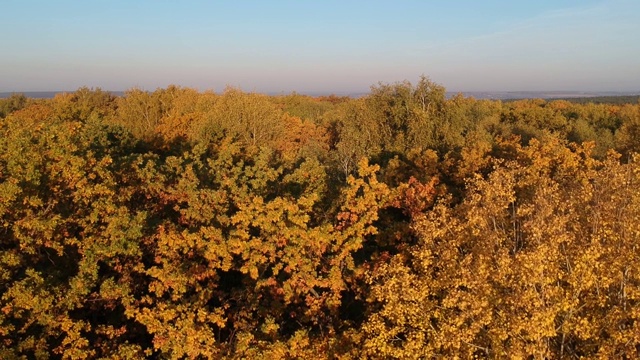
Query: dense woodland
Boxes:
[{"xmin": 1, "ymin": 77, "xmax": 640, "ymax": 359}]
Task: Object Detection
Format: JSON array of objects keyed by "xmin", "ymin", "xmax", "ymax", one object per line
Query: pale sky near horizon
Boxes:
[{"xmin": 1, "ymin": 0, "xmax": 639, "ymax": 93}]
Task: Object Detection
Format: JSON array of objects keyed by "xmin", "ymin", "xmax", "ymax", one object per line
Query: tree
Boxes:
[
  {"xmin": 0, "ymin": 93, "xmax": 28, "ymax": 118},
  {"xmin": 362, "ymin": 138, "xmax": 640, "ymax": 358}
]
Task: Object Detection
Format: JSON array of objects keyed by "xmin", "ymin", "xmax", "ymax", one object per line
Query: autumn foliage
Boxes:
[{"xmin": 1, "ymin": 80, "xmax": 639, "ymax": 358}]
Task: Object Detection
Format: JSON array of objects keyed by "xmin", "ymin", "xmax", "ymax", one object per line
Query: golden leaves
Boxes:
[
  {"xmin": 363, "ymin": 138, "xmax": 640, "ymax": 358},
  {"xmin": 2, "ymin": 85, "xmax": 640, "ymax": 358}
]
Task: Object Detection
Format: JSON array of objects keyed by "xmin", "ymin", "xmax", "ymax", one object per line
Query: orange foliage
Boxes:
[{"xmin": 1, "ymin": 84, "xmax": 640, "ymax": 358}]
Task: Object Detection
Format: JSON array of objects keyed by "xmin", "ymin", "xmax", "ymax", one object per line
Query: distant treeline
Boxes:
[
  {"xmin": 553, "ymin": 94, "xmax": 640, "ymax": 104},
  {"xmin": 5, "ymin": 91, "xmax": 640, "ymax": 104},
  {"xmin": 1, "ymin": 78, "xmax": 640, "ymax": 358},
  {"xmin": 0, "ymin": 91, "xmax": 127, "ymax": 99}
]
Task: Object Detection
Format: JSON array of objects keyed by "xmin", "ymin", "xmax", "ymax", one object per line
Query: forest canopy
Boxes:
[{"xmin": 1, "ymin": 77, "xmax": 640, "ymax": 358}]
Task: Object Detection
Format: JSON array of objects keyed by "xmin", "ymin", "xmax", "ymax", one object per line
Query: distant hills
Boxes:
[
  {"xmin": 0, "ymin": 91, "xmax": 125, "ymax": 99},
  {"xmin": 1, "ymin": 90, "xmax": 639, "ymax": 102},
  {"xmin": 449, "ymin": 91, "xmax": 640, "ymax": 100}
]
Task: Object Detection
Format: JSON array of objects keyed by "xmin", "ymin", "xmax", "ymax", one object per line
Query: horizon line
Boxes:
[{"xmin": 2, "ymin": 89, "xmax": 640, "ymax": 100}]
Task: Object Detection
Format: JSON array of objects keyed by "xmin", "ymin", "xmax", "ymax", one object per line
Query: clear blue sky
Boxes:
[{"xmin": 2, "ymin": 0, "xmax": 639, "ymax": 93}]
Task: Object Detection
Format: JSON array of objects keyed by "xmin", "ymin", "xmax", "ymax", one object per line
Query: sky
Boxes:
[{"xmin": 1, "ymin": 0, "xmax": 639, "ymax": 93}]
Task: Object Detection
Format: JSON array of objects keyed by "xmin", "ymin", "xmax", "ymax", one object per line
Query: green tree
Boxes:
[{"xmin": 0, "ymin": 93, "xmax": 28, "ymax": 118}]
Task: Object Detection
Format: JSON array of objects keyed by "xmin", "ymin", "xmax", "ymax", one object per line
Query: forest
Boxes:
[{"xmin": 1, "ymin": 77, "xmax": 639, "ymax": 359}]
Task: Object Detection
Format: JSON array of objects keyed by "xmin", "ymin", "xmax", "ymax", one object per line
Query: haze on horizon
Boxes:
[{"xmin": 2, "ymin": 0, "xmax": 639, "ymax": 94}]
